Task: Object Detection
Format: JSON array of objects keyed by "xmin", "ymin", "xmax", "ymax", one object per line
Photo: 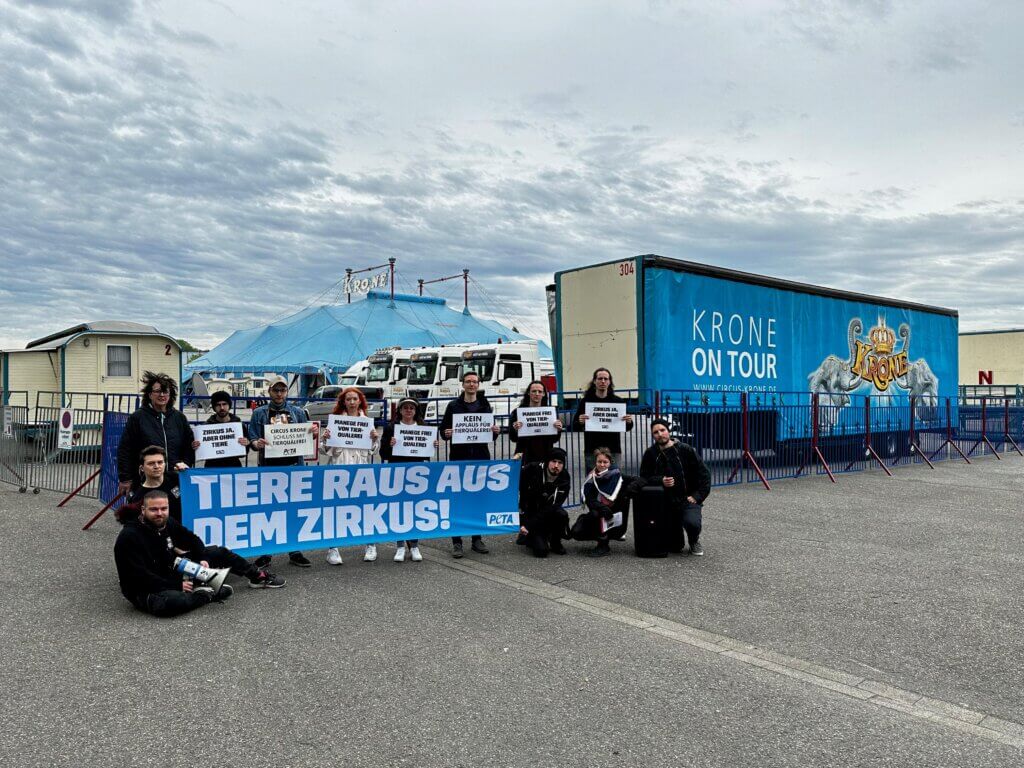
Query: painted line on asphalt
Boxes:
[{"xmin": 428, "ymin": 552, "xmax": 1024, "ymax": 750}]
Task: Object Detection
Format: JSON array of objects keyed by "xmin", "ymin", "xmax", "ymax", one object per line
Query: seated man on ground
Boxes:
[
  {"xmin": 114, "ymin": 490, "xmax": 285, "ymax": 618},
  {"xmin": 517, "ymin": 447, "xmax": 571, "ymax": 558}
]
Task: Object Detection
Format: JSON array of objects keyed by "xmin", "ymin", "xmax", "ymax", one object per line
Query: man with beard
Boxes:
[
  {"xmin": 639, "ymin": 418, "xmax": 711, "ymax": 556},
  {"xmin": 192, "ymin": 390, "xmax": 249, "ymax": 468},
  {"xmin": 247, "ymin": 375, "xmax": 318, "ymax": 568},
  {"xmin": 517, "ymin": 447, "xmax": 571, "ymax": 558},
  {"xmin": 572, "ymin": 367, "xmax": 634, "ymax": 471},
  {"xmin": 114, "ymin": 490, "xmax": 285, "ymax": 617}
]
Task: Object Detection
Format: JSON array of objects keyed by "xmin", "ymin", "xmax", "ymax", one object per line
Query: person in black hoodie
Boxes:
[
  {"xmin": 572, "ymin": 367, "xmax": 634, "ymax": 471},
  {"xmin": 117, "ymin": 371, "xmax": 195, "ymax": 496},
  {"xmin": 119, "ymin": 445, "xmax": 183, "ymax": 523},
  {"xmin": 441, "ymin": 371, "xmax": 500, "ymax": 558},
  {"xmin": 114, "ymin": 490, "xmax": 285, "ymax": 617},
  {"xmin": 509, "ymin": 380, "xmax": 563, "ymax": 464},
  {"xmin": 517, "ymin": 447, "xmax": 571, "ymax": 558},
  {"xmin": 190, "ymin": 390, "xmax": 249, "ymax": 468},
  {"xmin": 639, "ymin": 418, "xmax": 711, "ymax": 556}
]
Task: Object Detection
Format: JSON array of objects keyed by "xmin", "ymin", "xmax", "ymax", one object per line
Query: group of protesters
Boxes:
[{"xmin": 113, "ymin": 367, "xmax": 711, "ymax": 617}]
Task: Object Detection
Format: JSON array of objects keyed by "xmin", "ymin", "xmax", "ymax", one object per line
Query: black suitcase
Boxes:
[{"xmin": 633, "ymin": 486, "xmax": 671, "ymax": 558}]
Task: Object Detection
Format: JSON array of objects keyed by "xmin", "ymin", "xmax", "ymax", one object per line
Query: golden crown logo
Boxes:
[{"xmin": 869, "ymin": 323, "xmax": 895, "ymax": 355}]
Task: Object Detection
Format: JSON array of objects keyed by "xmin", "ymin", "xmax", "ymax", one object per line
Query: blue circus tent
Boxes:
[{"xmin": 186, "ymin": 291, "xmax": 552, "ymax": 375}]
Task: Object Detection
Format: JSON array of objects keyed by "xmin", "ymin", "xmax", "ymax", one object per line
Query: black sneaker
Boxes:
[
  {"xmin": 452, "ymin": 542, "xmax": 464, "ymax": 559},
  {"xmin": 471, "ymin": 538, "xmax": 489, "ymax": 554},
  {"xmin": 193, "ymin": 585, "xmax": 216, "ymax": 602},
  {"xmin": 288, "ymin": 552, "xmax": 312, "ymax": 568},
  {"xmin": 550, "ymin": 543, "xmax": 567, "ymax": 555},
  {"xmin": 253, "ymin": 555, "xmax": 272, "ymax": 569},
  {"xmin": 248, "ymin": 570, "xmax": 286, "ymax": 589},
  {"xmin": 586, "ymin": 543, "xmax": 611, "ymax": 558},
  {"xmin": 213, "ymin": 584, "xmax": 234, "ymax": 602},
  {"xmin": 690, "ymin": 541, "xmax": 705, "ymax": 557}
]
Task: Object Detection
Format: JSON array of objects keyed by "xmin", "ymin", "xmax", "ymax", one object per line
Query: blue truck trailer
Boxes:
[{"xmin": 553, "ymin": 255, "xmax": 959, "ymax": 464}]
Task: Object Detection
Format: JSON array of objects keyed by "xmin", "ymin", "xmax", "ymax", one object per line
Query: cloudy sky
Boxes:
[{"xmin": 1, "ymin": 0, "xmax": 1022, "ymax": 351}]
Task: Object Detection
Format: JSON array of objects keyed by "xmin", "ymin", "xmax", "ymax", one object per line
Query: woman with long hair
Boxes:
[
  {"xmin": 579, "ymin": 447, "xmax": 625, "ymax": 558},
  {"xmin": 320, "ymin": 387, "xmax": 379, "ymax": 565},
  {"xmin": 379, "ymin": 397, "xmax": 440, "ymax": 562},
  {"xmin": 509, "ymin": 380, "xmax": 563, "ymax": 464}
]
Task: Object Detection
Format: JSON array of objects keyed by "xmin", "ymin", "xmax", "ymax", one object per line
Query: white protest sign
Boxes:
[
  {"xmin": 600, "ymin": 511, "xmax": 624, "ymax": 534},
  {"xmin": 584, "ymin": 402, "xmax": 627, "ymax": 432},
  {"xmin": 1, "ymin": 407, "xmax": 11, "ymax": 439},
  {"xmin": 393, "ymin": 424, "xmax": 437, "ymax": 459},
  {"xmin": 194, "ymin": 422, "xmax": 245, "ymax": 461},
  {"xmin": 517, "ymin": 406, "xmax": 557, "ymax": 437},
  {"xmin": 58, "ymin": 408, "xmax": 74, "ymax": 449},
  {"xmin": 452, "ymin": 412, "xmax": 495, "ymax": 444},
  {"xmin": 265, "ymin": 423, "xmax": 316, "ymax": 459},
  {"xmin": 326, "ymin": 415, "xmax": 373, "ymax": 450}
]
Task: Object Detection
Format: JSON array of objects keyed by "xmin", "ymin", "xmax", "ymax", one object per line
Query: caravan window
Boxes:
[{"xmin": 106, "ymin": 345, "xmax": 132, "ymax": 377}]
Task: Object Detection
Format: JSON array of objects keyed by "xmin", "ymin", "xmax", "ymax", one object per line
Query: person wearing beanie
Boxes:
[
  {"xmin": 190, "ymin": 390, "xmax": 249, "ymax": 469},
  {"xmin": 517, "ymin": 447, "xmax": 571, "ymax": 558}
]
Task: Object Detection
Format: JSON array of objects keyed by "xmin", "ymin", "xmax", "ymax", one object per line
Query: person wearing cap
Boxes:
[
  {"xmin": 117, "ymin": 371, "xmax": 195, "ymax": 496},
  {"xmin": 441, "ymin": 371, "xmax": 501, "ymax": 558},
  {"xmin": 379, "ymin": 396, "xmax": 440, "ymax": 563},
  {"xmin": 189, "ymin": 390, "xmax": 249, "ymax": 468},
  {"xmin": 517, "ymin": 447, "xmax": 571, "ymax": 558},
  {"xmin": 509, "ymin": 380, "xmax": 563, "ymax": 464},
  {"xmin": 319, "ymin": 387, "xmax": 379, "ymax": 566},
  {"xmin": 639, "ymin": 418, "xmax": 711, "ymax": 556},
  {"xmin": 247, "ymin": 374, "xmax": 319, "ymax": 568}
]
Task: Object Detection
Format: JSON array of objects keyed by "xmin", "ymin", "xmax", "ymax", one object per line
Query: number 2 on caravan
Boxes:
[{"xmin": 618, "ymin": 260, "xmax": 635, "ymax": 277}]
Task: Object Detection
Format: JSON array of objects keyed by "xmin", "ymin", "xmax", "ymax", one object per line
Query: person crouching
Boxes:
[{"xmin": 517, "ymin": 447, "xmax": 571, "ymax": 558}]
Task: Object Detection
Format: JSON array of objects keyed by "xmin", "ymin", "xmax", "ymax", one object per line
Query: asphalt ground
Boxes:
[{"xmin": 2, "ymin": 455, "xmax": 1023, "ymax": 767}]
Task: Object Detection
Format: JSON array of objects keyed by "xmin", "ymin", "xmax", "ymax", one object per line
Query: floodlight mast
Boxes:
[{"xmin": 418, "ymin": 269, "xmax": 470, "ymax": 311}]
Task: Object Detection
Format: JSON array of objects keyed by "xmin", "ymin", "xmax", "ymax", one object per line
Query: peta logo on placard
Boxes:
[{"xmin": 486, "ymin": 512, "xmax": 519, "ymax": 527}]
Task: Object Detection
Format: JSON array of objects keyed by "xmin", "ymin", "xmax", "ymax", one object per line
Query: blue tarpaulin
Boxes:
[{"xmin": 187, "ymin": 291, "xmax": 552, "ymax": 374}]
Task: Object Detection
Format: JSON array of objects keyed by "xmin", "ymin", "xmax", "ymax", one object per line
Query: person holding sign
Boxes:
[
  {"xmin": 517, "ymin": 447, "xmax": 571, "ymax": 558},
  {"xmin": 380, "ymin": 397, "xmax": 440, "ymax": 563},
  {"xmin": 509, "ymin": 380, "xmax": 563, "ymax": 464},
  {"xmin": 319, "ymin": 387, "xmax": 380, "ymax": 565},
  {"xmin": 190, "ymin": 390, "xmax": 249, "ymax": 468},
  {"xmin": 247, "ymin": 375, "xmax": 318, "ymax": 569},
  {"xmin": 573, "ymin": 368, "xmax": 633, "ymax": 471},
  {"xmin": 441, "ymin": 371, "xmax": 500, "ymax": 558},
  {"xmin": 639, "ymin": 419, "xmax": 711, "ymax": 557}
]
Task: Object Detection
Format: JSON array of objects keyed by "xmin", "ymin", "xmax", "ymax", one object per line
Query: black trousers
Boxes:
[
  {"xmin": 522, "ymin": 506, "xmax": 568, "ymax": 556},
  {"xmin": 201, "ymin": 545, "xmax": 255, "ymax": 577},
  {"xmin": 137, "ymin": 589, "xmax": 212, "ymax": 617}
]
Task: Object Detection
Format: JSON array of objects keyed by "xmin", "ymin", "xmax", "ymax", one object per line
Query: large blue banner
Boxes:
[
  {"xmin": 180, "ymin": 460, "xmax": 520, "ymax": 557},
  {"xmin": 644, "ymin": 267, "xmax": 959, "ymax": 401}
]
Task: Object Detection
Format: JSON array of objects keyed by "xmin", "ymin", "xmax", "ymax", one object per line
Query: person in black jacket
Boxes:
[
  {"xmin": 441, "ymin": 371, "xmax": 500, "ymax": 558},
  {"xmin": 639, "ymin": 418, "xmax": 711, "ymax": 556},
  {"xmin": 114, "ymin": 490, "xmax": 285, "ymax": 617},
  {"xmin": 117, "ymin": 371, "xmax": 195, "ymax": 495},
  {"xmin": 380, "ymin": 397, "xmax": 440, "ymax": 563},
  {"xmin": 118, "ymin": 445, "xmax": 183, "ymax": 523},
  {"xmin": 509, "ymin": 380, "xmax": 563, "ymax": 464},
  {"xmin": 517, "ymin": 447, "xmax": 570, "ymax": 558},
  {"xmin": 572, "ymin": 367, "xmax": 634, "ymax": 471},
  {"xmin": 190, "ymin": 390, "xmax": 249, "ymax": 468}
]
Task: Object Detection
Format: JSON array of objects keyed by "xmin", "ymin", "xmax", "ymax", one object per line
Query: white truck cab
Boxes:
[
  {"xmin": 458, "ymin": 341, "xmax": 554, "ymax": 417},
  {"xmin": 401, "ymin": 345, "xmax": 472, "ymax": 420}
]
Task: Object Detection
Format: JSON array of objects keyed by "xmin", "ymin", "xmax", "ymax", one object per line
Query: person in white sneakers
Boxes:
[
  {"xmin": 319, "ymin": 387, "xmax": 379, "ymax": 565},
  {"xmin": 379, "ymin": 397, "xmax": 439, "ymax": 563}
]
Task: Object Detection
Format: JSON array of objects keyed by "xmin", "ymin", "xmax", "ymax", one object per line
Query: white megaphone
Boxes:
[{"xmin": 173, "ymin": 557, "xmax": 231, "ymax": 593}]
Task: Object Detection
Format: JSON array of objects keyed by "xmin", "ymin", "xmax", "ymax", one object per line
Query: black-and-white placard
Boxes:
[
  {"xmin": 194, "ymin": 422, "xmax": 246, "ymax": 461},
  {"xmin": 326, "ymin": 415, "xmax": 374, "ymax": 450},
  {"xmin": 393, "ymin": 424, "xmax": 437, "ymax": 458},
  {"xmin": 516, "ymin": 406, "xmax": 557, "ymax": 437},
  {"xmin": 452, "ymin": 412, "xmax": 495, "ymax": 444},
  {"xmin": 265, "ymin": 423, "xmax": 316, "ymax": 459},
  {"xmin": 584, "ymin": 402, "xmax": 626, "ymax": 432}
]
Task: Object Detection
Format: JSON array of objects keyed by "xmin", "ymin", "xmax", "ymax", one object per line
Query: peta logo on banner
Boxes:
[{"xmin": 486, "ymin": 512, "xmax": 519, "ymax": 527}]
